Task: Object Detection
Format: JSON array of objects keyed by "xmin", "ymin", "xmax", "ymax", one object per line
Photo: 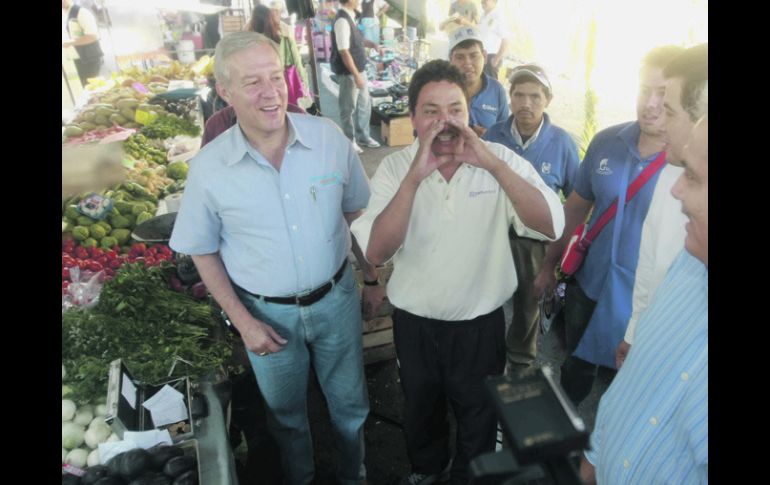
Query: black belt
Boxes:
[{"xmin": 236, "ymin": 261, "xmax": 347, "ymax": 307}]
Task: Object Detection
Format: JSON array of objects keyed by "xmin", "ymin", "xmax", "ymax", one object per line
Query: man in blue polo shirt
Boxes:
[
  {"xmin": 170, "ymin": 31, "xmax": 383, "ymax": 484},
  {"xmin": 448, "ymin": 26, "xmax": 509, "ymax": 137},
  {"xmin": 483, "ymin": 63, "xmax": 579, "ymax": 371},
  {"xmin": 533, "ymin": 45, "xmax": 685, "ymax": 407}
]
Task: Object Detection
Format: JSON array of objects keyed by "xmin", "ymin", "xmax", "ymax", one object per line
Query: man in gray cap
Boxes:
[
  {"xmin": 483, "ymin": 63, "xmax": 580, "ymax": 371},
  {"xmin": 448, "ymin": 26, "xmax": 510, "ymax": 137}
]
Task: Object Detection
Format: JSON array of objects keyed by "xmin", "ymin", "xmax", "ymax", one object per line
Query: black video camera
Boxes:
[{"xmin": 469, "ymin": 366, "xmax": 589, "ymax": 485}]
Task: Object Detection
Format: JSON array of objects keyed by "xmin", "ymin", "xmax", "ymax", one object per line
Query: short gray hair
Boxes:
[
  {"xmin": 214, "ymin": 31, "xmax": 282, "ymax": 86},
  {"xmin": 692, "ymin": 80, "xmax": 707, "ymax": 121}
]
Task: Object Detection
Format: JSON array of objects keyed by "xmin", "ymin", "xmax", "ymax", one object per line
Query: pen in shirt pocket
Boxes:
[{"xmin": 310, "ymin": 185, "xmax": 316, "ymax": 201}]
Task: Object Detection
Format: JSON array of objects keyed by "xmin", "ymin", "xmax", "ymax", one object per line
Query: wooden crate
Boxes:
[
  {"xmin": 221, "ymin": 15, "xmax": 245, "ymax": 34},
  {"xmin": 362, "ymin": 316, "xmax": 395, "ymax": 365},
  {"xmin": 381, "ymin": 116, "xmax": 414, "ymax": 146},
  {"xmin": 364, "ymin": 342, "xmax": 396, "ymax": 365}
]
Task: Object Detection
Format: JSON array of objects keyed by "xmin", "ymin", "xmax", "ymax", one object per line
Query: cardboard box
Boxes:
[{"xmin": 381, "ymin": 115, "xmax": 414, "ymax": 146}]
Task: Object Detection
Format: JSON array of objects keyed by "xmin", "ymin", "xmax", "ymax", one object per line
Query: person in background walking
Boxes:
[
  {"xmin": 477, "ymin": 0, "xmax": 512, "ymax": 80},
  {"xmin": 330, "ymin": 0, "xmax": 382, "ymax": 154},
  {"xmin": 62, "ymin": 0, "xmax": 104, "ymax": 87}
]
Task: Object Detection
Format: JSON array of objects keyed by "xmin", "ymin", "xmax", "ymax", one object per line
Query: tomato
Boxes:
[
  {"xmin": 144, "ymin": 257, "xmax": 156, "ymax": 266},
  {"xmin": 112, "ymin": 245, "xmax": 121, "ymax": 253},
  {"xmin": 78, "ymin": 260, "xmax": 89, "ymax": 270},
  {"xmin": 88, "ymin": 261, "xmax": 103, "ymax": 272},
  {"xmin": 97, "ymin": 256, "xmax": 109, "ymax": 266},
  {"xmin": 62, "ymin": 268, "xmax": 70, "ymax": 280},
  {"xmin": 109, "ymin": 259, "xmax": 122, "ymax": 269},
  {"xmin": 106, "ymin": 250, "xmax": 118, "ymax": 260},
  {"xmin": 91, "ymin": 248, "xmax": 104, "ymax": 258},
  {"xmin": 105, "ymin": 268, "xmax": 115, "ymax": 277},
  {"xmin": 131, "ymin": 243, "xmax": 147, "ymax": 254}
]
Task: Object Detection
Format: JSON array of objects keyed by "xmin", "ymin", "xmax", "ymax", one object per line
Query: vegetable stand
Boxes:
[{"xmin": 62, "ymin": 59, "xmax": 240, "ymax": 484}]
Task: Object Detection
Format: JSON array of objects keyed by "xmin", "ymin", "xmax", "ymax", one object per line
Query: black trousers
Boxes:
[
  {"xmin": 559, "ymin": 280, "xmax": 599, "ymax": 407},
  {"xmin": 74, "ymin": 56, "xmax": 103, "ymax": 87},
  {"xmin": 393, "ymin": 306, "xmax": 506, "ymax": 484}
]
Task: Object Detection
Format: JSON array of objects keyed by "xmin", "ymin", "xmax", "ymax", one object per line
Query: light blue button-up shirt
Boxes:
[
  {"xmin": 585, "ymin": 249, "xmax": 708, "ymax": 484},
  {"xmin": 169, "ymin": 113, "xmax": 371, "ymax": 297}
]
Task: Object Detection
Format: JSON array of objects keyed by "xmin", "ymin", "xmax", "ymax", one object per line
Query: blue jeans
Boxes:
[
  {"xmin": 236, "ymin": 263, "xmax": 369, "ymax": 485},
  {"xmin": 337, "ymin": 72, "xmax": 372, "ymax": 142}
]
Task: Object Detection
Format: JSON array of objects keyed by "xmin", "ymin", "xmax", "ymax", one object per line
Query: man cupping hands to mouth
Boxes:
[{"xmin": 351, "ymin": 60, "xmax": 564, "ymax": 484}]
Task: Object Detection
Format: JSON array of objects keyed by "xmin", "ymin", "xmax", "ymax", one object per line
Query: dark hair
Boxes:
[
  {"xmin": 642, "ymin": 45, "xmax": 686, "ymax": 70},
  {"xmin": 663, "ymin": 43, "xmax": 708, "ymax": 122},
  {"xmin": 249, "ymin": 4, "xmax": 281, "ymax": 43},
  {"xmin": 408, "ymin": 60, "xmax": 467, "ymax": 113},
  {"xmin": 450, "ymin": 38, "xmax": 484, "ymax": 58}
]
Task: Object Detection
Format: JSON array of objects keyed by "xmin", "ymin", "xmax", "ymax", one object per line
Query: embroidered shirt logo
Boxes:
[
  {"xmin": 481, "ymin": 104, "xmax": 498, "ymax": 112},
  {"xmin": 541, "ymin": 162, "xmax": 552, "ymax": 175},
  {"xmin": 597, "ymin": 158, "xmax": 613, "ymax": 175},
  {"xmin": 310, "ymin": 171, "xmax": 343, "ymax": 186},
  {"xmin": 469, "ymin": 189, "xmax": 497, "ymax": 198}
]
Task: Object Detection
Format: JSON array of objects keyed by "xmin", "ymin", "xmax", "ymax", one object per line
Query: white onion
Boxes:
[
  {"xmin": 62, "ymin": 399, "xmax": 77, "ymax": 421},
  {"xmin": 87, "ymin": 449, "xmax": 101, "ymax": 467},
  {"xmin": 84, "ymin": 424, "xmax": 112, "ymax": 449},
  {"xmin": 74, "ymin": 406, "xmax": 94, "ymax": 426},
  {"xmin": 107, "ymin": 433, "xmax": 120, "ymax": 442},
  {"xmin": 94, "ymin": 404, "xmax": 108, "ymax": 417},
  {"xmin": 65, "ymin": 448, "xmax": 89, "ymax": 468},
  {"xmin": 62, "ymin": 422, "xmax": 85, "ymax": 450}
]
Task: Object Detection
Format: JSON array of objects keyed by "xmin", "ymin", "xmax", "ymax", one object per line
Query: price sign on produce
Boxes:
[{"xmin": 134, "ymin": 109, "xmax": 159, "ymax": 126}]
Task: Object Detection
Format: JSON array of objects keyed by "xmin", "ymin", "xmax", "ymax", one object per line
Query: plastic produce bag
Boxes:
[{"xmin": 62, "ymin": 266, "xmax": 105, "ymax": 312}]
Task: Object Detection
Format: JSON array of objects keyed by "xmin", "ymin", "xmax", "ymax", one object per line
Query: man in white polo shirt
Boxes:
[{"xmin": 352, "ymin": 59, "xmax": 563, "ymax": 485}]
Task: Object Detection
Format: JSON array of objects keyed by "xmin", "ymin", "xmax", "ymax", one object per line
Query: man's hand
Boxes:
[
  {"xmin": 354, "ymin": 73, "xmax": 366, "ymax": 89},
  {"xmin": 361, "ymin": 283, "xmax": 386, "ymax": 320},
  {"xmin": 491, "ymin": 54, "xmax": 503, "ymax": 68},
  {"xmin": 236, "ymin": 314, "xmax": 288, "ymax": 356},
  {"xmin": 615, "ymin": 340, "xmax": 631, "ymax": 369},
  {"xmin": 534, "ymin": 267, "xmax": 557, "ymax": 302},
  {"xmin": 580, "ymin": 454, "xmax": 597, "ymax": 485},
  {"xmin": 407, "ymin": 119, "xmax": 460, "ymax": 183},
  {"xmin": 444, "ymin": 118, "xmax": 499, "ymax": 172},
  {"xmin": 470, "ymin": 124, "xmax": 487, "ymax": 137}
]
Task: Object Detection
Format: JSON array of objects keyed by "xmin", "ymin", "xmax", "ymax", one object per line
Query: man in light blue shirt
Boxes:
[
  {"xmin": 581, "ymin": 114, "xmax": 708, "ymax": 484},
  {"xmin": 169, "ymin": 31, "xmax": 383, "ymax": 485}
]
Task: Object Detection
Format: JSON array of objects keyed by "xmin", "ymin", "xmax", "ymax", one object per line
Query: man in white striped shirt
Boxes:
[{"xmin": 580, "ymin": 114, "xmax": 708, "ymax": 484}]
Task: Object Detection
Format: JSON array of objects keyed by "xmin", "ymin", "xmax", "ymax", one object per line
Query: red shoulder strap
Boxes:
[{"xmin": 583, "ymin": 151, "xmax": 667, "ymax": 244}]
